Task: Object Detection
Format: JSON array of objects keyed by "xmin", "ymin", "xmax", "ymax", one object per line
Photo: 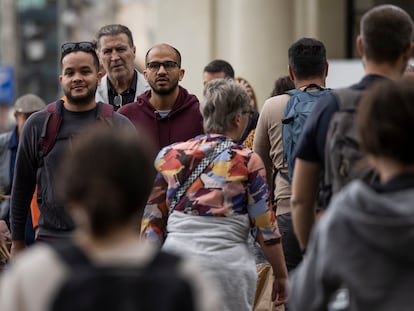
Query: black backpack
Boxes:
[
  {"xmin": 322, "ymin": 88, "xmax": 378, "ymax": 207},
  {"xmin": 50, "ymin": 242, "xmax": 196, "ymax": 311}
]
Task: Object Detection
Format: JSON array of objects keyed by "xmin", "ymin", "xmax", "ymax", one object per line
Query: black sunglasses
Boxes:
[{"xmin": 61, "ymin": 42, "xmax": 96, "ymax": 56}]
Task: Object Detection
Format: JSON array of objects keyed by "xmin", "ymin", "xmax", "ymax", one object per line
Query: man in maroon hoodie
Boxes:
[{"xmin": 118, "ymin": 43, "xmax": 204, "ymax": 151}]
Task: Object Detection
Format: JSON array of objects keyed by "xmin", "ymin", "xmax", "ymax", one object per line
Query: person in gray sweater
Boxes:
[{"xmin": 289, "ymin": 77, "xmax": 414, "ymax": 311}]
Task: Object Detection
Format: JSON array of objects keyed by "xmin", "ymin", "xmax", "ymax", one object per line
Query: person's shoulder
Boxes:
[
  {"xmin": 118, "ymin": 96, "xmax": 148, "ymax": 115},
  {"xmin": 232, "ymin": 143, "xmax": 259, "ymax": 158},
  {"xmin": 325, "ymin": 180, "xmax": 369, "ymax": 219},
  {"xmin": 260, "ymin": 94, "xmax": 290, "ymax": 118},
  {"xmin": 117, "ymin": 103, "xmax": 136, "ymax": 115},
  {"xmin": 0, "ymin": 244, "xmax": 69, "ymax": 310},
  {"xmin": 263, "ymin": 93, "xmax": 290, "ymax": 108},
  {"xmin": 0, "ymin": 130, "xmax": 12, "ymax": 143},
  {"xmin": 178, "ymin": 86, "xmax": 200, "ymax": 104},
  {"xmin": 3, "ymin": 244, "xmax": 68, "ymax": 286},
  {"xmin": 315, "ymin": 89, "xmax": 338, "ymax": 107},
  {"xmin": 305, "ymin": 90, "xmax": 339, "ymax": 123},
  {"xmin": 0, "ymin": 131, "xmax": 12, "ymax": 156},
  {"xmin": 112, "ymin": 111, "xmax": 135, "ymax": 128},
  {"xmin": 23, "ymin": 109, "xmax": 49, "ymax": 129},
  {"xmin": 162, "ymin": 136, "xmax": 200, "ymax": 152}
]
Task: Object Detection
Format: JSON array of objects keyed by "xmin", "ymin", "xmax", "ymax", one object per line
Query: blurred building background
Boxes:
[{"xmin": 0, "ymin": 0, "xmax": 413, "ymax": 131}]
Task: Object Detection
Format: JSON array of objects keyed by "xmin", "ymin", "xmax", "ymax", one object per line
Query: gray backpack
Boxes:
[{"xmin": 322, "ymin": 88, "xmax": 378, "ymax": 207}]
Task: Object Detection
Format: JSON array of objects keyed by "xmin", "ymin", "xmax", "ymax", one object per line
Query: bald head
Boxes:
[{"xmin": 145, "ymin": 43, "xmax": 181, "ymax": 67}]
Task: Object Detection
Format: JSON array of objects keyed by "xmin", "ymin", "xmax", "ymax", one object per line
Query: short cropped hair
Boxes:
[
  {"xmin": 201, "ymin": 79, "xmax": 250, "ymax": 133},
  {"xmin": 358, "ymin": 77, "xmax": 414, "ymax": 164},
  {"xmin": 288, "ymin": 37, "xmax": 327, "ymax": 80},
  {"xmin": 360, "ymin": 4, "xmax": 414, "ymax": 63},
  {"xmin": 58, "ymin": 126, "xmax": 155, "ymax": 237},
  {"xmin": 203, "ymin": 59, "xmax": 235, "ymax": 79},
  {"xmin": 95, "ymin": 24, "xmax": 134, "ymax": 49}
]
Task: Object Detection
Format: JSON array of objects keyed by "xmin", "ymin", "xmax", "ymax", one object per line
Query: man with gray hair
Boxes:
[{"xmin": 95, "ymin": 24, "xmax": 149, "ymax": 110}]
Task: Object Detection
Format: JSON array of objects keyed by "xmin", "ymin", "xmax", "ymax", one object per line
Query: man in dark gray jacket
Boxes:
[{"xmin": 10, "ymin": 41, "xmax": 133, "ymax": 258}]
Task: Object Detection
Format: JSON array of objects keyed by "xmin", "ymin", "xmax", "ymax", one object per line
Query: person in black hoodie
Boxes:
[{"xmin": 118, "ymin": 43, "xmax": 204, "ymax": 151}]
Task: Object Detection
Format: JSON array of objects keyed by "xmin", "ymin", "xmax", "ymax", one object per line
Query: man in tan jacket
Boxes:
[{"xmin": 253, "ymin": 37, "xmax": 328, "ymax": 272}]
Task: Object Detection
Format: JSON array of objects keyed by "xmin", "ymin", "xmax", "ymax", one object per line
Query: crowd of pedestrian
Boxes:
[{"xmin": 0, "ymin": 3, "xmax": 414, "ymax": 311}]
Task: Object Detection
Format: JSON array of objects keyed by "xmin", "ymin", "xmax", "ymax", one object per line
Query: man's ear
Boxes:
[
  {"xmin": 178, "ymin": 68, "xmax": 185, "ymax": 81},
  {"xmin": 97, "ymin": 70, "xmax": 103, "ymax": 84},
  {"xmin": 288, "ymin": 65, "xmax": 295, "ymax": 81},
  {"xmin": 403, "ymin": 41, "xmax": 413, "ymax": 63},
  {"xmin": 233, "ymin": 111, "xmax": 242, "ymax": 127},
  {"xmin": 324, "ymin": 61, "xmax": 329, "ymax": 78},
  {"xmin": 356, "ymin": 35, "xmax": 364, "ymax": 58}
]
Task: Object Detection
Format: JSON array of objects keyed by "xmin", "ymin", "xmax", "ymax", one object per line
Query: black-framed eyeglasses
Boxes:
[
  {"xmin": 146, "ymin": 61, "xmax": 179, "ymax": 72},
  {"xmin": 61, "ymin": 41, "xmax": 95, "ymax": 56},
  {"xmin": 114, "ymin": 94, "xmax": 123, "ymax": 108}
]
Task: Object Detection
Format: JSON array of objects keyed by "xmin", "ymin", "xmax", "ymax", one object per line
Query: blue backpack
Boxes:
[{"xmin": 282, "ymin": 84, "xmax": 330, "ymax": 183}]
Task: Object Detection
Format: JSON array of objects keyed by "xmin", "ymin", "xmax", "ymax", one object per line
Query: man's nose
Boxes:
[
  {"xmin": 157, "ymin": 64, "xmax": 168, "ymax": 73},
  {"xmin": 110, "ymin": 50, "xmax": 120, "ymax": 60}
]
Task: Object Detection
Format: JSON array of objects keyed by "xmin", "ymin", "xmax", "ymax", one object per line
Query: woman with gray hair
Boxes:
[{"xmin": 142, "ymin": 79, "xmax": 288, "ymax": 311}]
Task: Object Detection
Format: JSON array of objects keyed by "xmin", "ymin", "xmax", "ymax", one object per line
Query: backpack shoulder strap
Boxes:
[
  {"xmin": 286, "ymin": 88, "xmax": 302, "ymax": 96},
  {"xmin": 96, "ymin": 101, "xmax": 114, "ymax": 121},
  {"xmin": 40, "ymin": 100, "xmax": 65, "ymax": 156},
  {"xmin": 332, "ymin": 88, "xmax": 363, "ymax": 111},
  {"xmin": 51, "ymin": 240, "xmax": 92, "ymax": 268},
  {"xmin": 282, "ymin": 89, "xmax": 302, "ymax": 124},
  {"xmin": 97, "ymin": 102, "xmax": 114, "ymax": 118},
  {"xmin": 53, "ymin": 240, "xmax": 181, "ymax": 273}
]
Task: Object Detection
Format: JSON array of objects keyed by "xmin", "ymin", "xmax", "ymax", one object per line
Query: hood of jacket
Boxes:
[
  {"xmin": 328, "ymin": 179, "xmax": 414, "ymax": 263},
  {"xmin": 118, "ymin": 86, "xmax": 204, "ymax": 151},
  {"xmin": 136, "ymin": 85, "xmax": 199, "ymax": 118}
]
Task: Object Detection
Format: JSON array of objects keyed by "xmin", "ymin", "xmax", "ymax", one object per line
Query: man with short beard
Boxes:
[
  {"xmin": 10, "ymin": 42, "xmax": 134, "ymax": 257},
  {"xmin": 118, "ymin": 43, "xmax": 204, "ymax": 151}
]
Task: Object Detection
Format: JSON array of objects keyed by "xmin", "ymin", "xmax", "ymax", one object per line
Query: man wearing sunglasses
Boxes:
[
  {"xmin": 9, "ymin": 41, "xmax": 134, "ymax": 257},
  {"xmin": 95, "ymin": 24, "xmax": 149, "ymax": 111},
  {"xmin": 118, "ymin": 43, "xmax": 204, "ymax": 151}
]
